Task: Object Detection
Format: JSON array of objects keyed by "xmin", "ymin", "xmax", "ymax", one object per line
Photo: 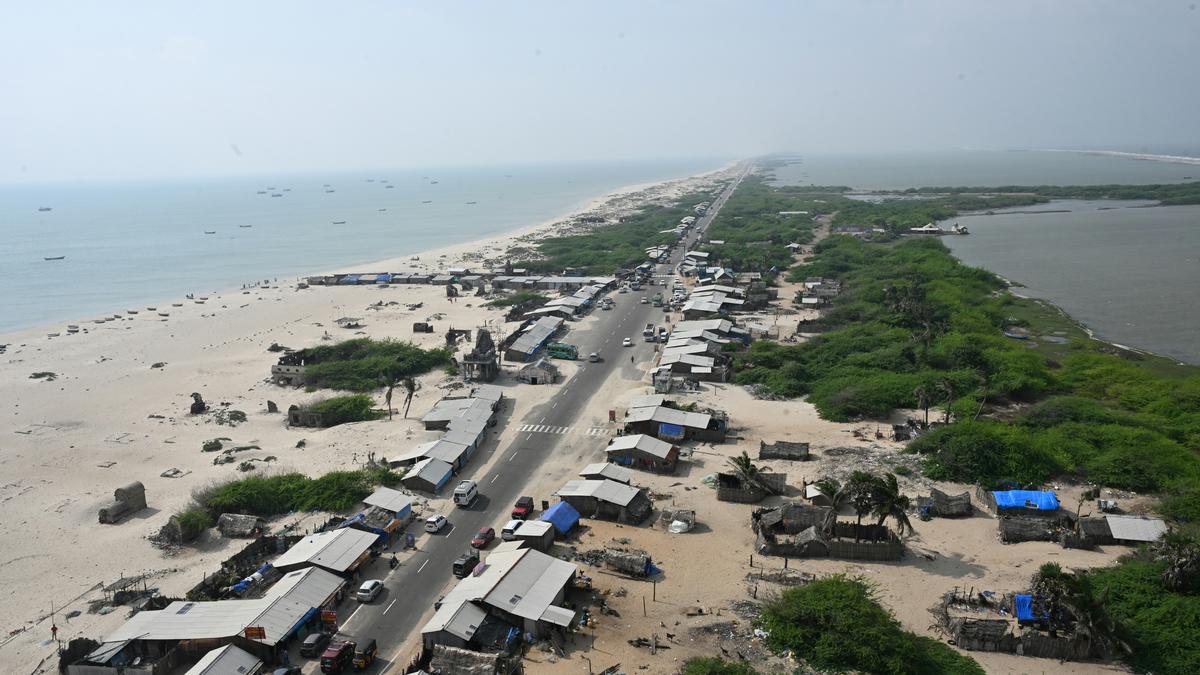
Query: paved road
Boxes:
[{"xmin": 326, "ymin": 163, "xmax": 752, "ymax": 673}]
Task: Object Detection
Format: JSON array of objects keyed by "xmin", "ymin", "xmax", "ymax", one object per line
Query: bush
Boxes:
[
  {"xmin": 297, "ymin": 338, "xmax": 451, "ymax": 392},
  {"xmin": 757, "ymin": 575, "xmax": 983, "ymax": 674},
  {"xmin": 484, "ymin": 291, "xmax": 549, "ymax": 308},
  {"xmin": 173, "ymin": 509, "xmax": 213, "ymax": 543},
  {"xmin": 202, "ymin": 439, "xmax": 224, "ymax": 452},
  {"xmin": 307, "ymin": 394, "xmax": 379, "ymax": 426},
  {"xmin": 197, "ymin": 469, "xmax": 403, "ymax": 517}
]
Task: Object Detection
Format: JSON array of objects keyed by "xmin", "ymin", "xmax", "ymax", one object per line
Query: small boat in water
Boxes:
[
  {"xmin": 257, "ymin": 190, "xmax": 267, "ymax": 194},
  {"xmin": 421, "ymin": 200, "xmax": 432, "ymax": 204},
  {"xmin": 270, "ymin": 193, "xmax": 283, "ymax": 197},
  {"xmin": 239, "ymin": 224, "xmax": 252, "ymax": 228},
  {"xmin": 332, "ymin": 220, "xmax": 346, "ymax": 225},
  {"xmin": 430, "ymin": 180, "xmax": 439, "ymax": 184},
  {"xmin": 204, "ymin": 231, "xmax": 216, "ymax": 234},
  {"xmin": 44, "ymin": 256, "xmax": 66, "ymax": 261},
  {"xmin": 325, "ymin": 189, "xmax": 335, "ymax": 193},
  {"xmin": 465, "ymin": 201, "xmax": 477, "ymax": 205},
  {"xmin": 378, "ymin": 208, "xmax": 387, "ymax": 212},
  {"xmin": 38, "ymin": 207, "xmax": 52, "ymax": 212},
  {"xmin": 385, "ymin": 185, "xmax": 395, "ymax": 189}
]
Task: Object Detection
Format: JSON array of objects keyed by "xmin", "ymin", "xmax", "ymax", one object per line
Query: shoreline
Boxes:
[{"xmin": 0, "ymin": 160, "xmax": 740, "ymax": 345}]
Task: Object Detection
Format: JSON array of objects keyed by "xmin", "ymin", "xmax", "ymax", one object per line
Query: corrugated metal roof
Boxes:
[
  {"xmin": 435, "ymin": 601, "xmax": 488, "ymax": 641},
  {"xmin": 364, "ymin": 487, "xmax": 413, "ymax": 513},
  {"xmin": 272, "ymin": 528, "xmax": 377, "ymax": 573},
  {"xmin": 421, "ymin": 398, "xmax": 475, "ymax": 424},
  {"xmin": 628, "ymin": 394, "xmax": 665, "ymax": 409},
  {"xmin": 1105, "ymin": 515, "xmax": 1168, "ymax": 542},
  {"xmin": 606, "ymin": 434, "xmax": 674, "ymax": 460},
  {"xmin": 579, "ymin": 462, "xmax": 633, "ymax": 484},
  {"xmin": 539, "ymin": 605, "xmax": 576, "ymax": 627},
  {"xmin": 484, "ymin": 550, "xmax": 577, "ymax": 621},
  {"xmin": 472, "ymin": 385, "xmax": 504, "ymax": 403},
  {"xmin": 183, "ymin": 644, "xmax": 262, "ymax": 675},
  {"xmin": 514, "ymin": 520, "xmax": 553, "ymax": 537},
  {"xmin": 509, "ymin": 316, "xmax": 563, "ymax": 355},
  {"xmin": 404, "ymin": 458, "xmax": 454, "ymax": 489},
  {"xmin": 424, "ymin": 440, "xmax": 470, "ymax": 464},
  {"xmin": 555, "ymin": 479, "xmax": 641, "ymax": 507}
]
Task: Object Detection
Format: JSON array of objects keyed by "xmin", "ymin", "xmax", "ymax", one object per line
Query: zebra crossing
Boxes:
[{"xmin": 518, "ymin": 424, "xmax": 611, "ymax": 436}]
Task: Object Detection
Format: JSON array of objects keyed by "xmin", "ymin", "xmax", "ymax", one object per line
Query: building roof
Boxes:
[
  {"xmin": 508, "ymin": 316, "xmax": 563, "ymax": 355},
  {"xmin": 579, "ymin": 462, "xmax": 634, "ymax": 484},
  {"xmin": 421, "ymin": 549, "xmax": 576, "ymax": 637},
  {"xmin": 520, "ymin": 357, "xmax": 558, "ymax": 373},
  {"xmin": 183, "ymin": 644, "xmax": 262, "ymax": 675},
  {"xmin": 555, "ymin": 479, "xmax": 642, "ymax": 507},
  {"xmin": 628, "ymin": 394, "xmax": 666, "ymax": 409},
  {"xmin": 606, "ymin": 434, "xmax": 675, "ymax": 460},
  {"xmin": 424, "ymin": 439, "xmax": 471, "ymax": 465},
  {"xmin": 660, "ymin": 352, "xmax": 716, "ymax": 368},
  {"xmin": 513, "ymin": 520, "xmax": 553, "ymax": 538},
  {"xmin": 363, "ymin": 486, "xmax": 413, "ymax": 514},
  {"xmin": 272, "ymin": 529, "xmax": 378, "ymax": 573},
  {"xmin": 403, "ymin": 458, "xmax": 454, "ymax": 490},
  {"xmin": 106, "ymin": 567, "xmax": 344, "ymax": 646},
  {"xmin": 472, "ymin": 384, "xmax": 505, "ymax": 403},
  {"xmin": 672, "ymin": 318, "xmax": 734, "ymax": 334},
  {"xmin": 992, "ymin": 490, "xmax": 1059, "ymax": 511},
  {"xmin": 624, "ymin": 404, "xmax": 711, "ymax": 431},
  {"xmin": 421, "ymin": 397, "xmax": 476, "ymax": 424},
  {"xmin": 1105, "ymin": 515, "xmax": 1168, "ymax": 542}
]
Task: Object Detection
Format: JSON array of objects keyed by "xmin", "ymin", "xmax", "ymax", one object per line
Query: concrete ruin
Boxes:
[
  {"xmin": 758, "ymin": 440, "xmax": 810, "ymax": 461},
  {"xmin": 461, "ymin": 329, "xmax": 500, "ymax": 382},
  {"xmin": 98, "ymin": 482, "xmax": 147, "ymax": 524}
]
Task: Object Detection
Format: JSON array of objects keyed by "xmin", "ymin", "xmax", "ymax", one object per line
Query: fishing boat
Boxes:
[
  {"xmin": 378, "ymin": 208, "xmax": 387, "ymax": 212},
  {"xmin": 158, "ymin": 312, "xmax": 170, "ymax": 317},
  {"xmin": 256, "ymin": 190, "xmax": 267, "ymax": 194},
  {"xmin": 47, "ymin": 332, "xmax": 60, "ymax": 338},
  {"xmin": 325, "ymin": 189, "xmax": 335, "ymax": 193},
  {"xmin": 421, "ymin": 200, "xmax": 432, "ymax": 204},
  {"xmin": 146, "ymin": 307, "xmax": 156, "ymax": 311},
  {"xmin": 43, "ymin": 256, "xmax": 66, "ymax": 261},
  {"xmin": 332, "ymin": 220, "xmax": 346, "ymax": 225},
  {"xmin": 239, "ymin": 224, "xmax": 252, "ymax": 228},
  {"xmin": 385, "ymin": 185, "xmax": 395, "ymax": 189},
  {"xmin": 204, "ymin": 231, "xmax": 216, "ymax": 234},
  {"xmin": 430, "ymin": 180, "xmax": 439, "ymax": 184},
  {"xmin": 270, "ymin": 193, "xmax": 283, "ymax": 197},
  {"xmin": 465, "ymin": 201, "xmax": 477, "ymax": 205},
  {"xmin": 127, "ymin": 309, "xmax": 139, "ymax": 315},
  {"xmin": 38, "ymin": 207, "xmax": 52, "ymax": 212},
  {"xmin": 172, "ymin": 302, "xmax": 183, "ymax": 307}
]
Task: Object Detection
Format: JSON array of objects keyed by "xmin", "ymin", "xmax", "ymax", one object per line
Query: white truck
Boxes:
[{"xmin": 643, "ymin": 323, "xmax": 656, "ymax": 342}]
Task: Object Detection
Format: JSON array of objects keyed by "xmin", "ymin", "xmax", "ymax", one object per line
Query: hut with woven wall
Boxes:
[{"xmin": 919, "ymin": 488, "xmax": 973, "ymax": 518}]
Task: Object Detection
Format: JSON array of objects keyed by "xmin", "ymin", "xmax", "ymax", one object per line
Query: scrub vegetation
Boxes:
[
  {"xmin": 194, "ymin": 468, "xmax": 403, "ymax": 517},
  {"xmin": 295, "ymin": 338, "xmax": 451, "ymax": 392}
]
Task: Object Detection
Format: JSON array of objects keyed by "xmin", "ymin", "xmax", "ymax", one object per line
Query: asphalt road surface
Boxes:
[{"xmin": 318, "ymin": 163, "xmax": 751, "ymax": 673}]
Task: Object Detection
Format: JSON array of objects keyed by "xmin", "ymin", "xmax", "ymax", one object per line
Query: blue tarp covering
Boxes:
[
  {"xmin": 540, "ymin": 501, "xmax": 580, "ymax": 536},
  {"xmin": 1014, "ymin": 594, "xmax": 1047, "ymax": 623},
  {"xmin": 993, "ymin": 490, "xmax": 1059, "ymax": 511},
  {"xmin": 340, "ymin": 275, "xmax": 360, "ymax": 284},
  {"xmin": 658, "ymin": 422, "xmax": 685, "ymax": 440},
  {"xmin": 376, "ymin": 273, "xmax": 392, "ymax": 283}
]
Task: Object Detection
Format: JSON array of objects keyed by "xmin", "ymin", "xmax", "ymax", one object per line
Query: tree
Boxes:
[
  {"xmin": 871, "ymin": 472, "xmax": 914, "ymax": 537},
  {"xmin": 936, "ymin": 377, "xmax": 956, "ymax": 424},
  {"xmin": 846, "ymin": 471, "xmax": 881, "ymax": 542},
  {"xmin": 727, "ymin": 451, "xmax": 776, "ymax": 494},
  {"xmin": 1153, "ymin": 533, "xmax": 1200, "ymax": 592},
  {"xmin": 401, "ymin": 377, "xmax": 419, "ymax": 418},
  {"xmin": 1030, "ymin": 563, "xmax": 1128, "ymax": 656},
  {"xmin": 912, "ymin": 383, "xmax": 932, "ymax": 428},
  {"xmin": 382, "ymin": 373, "xmax": 400, "ymax": 421},
  {"xmin": 813, "ymin": 477, "xmax": 846, "ymax": 511}
]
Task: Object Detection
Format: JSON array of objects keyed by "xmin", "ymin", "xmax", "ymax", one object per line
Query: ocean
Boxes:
[
  {"xmin": 771, "ymin": 150, "xmax": 1200, "ymax": 364},
  {"xmin": 0, "ymin": 159, "xmax": 726, "ymax": 334}
]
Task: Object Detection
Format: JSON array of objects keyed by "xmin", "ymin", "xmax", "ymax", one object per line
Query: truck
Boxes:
[
  {"xmin": 546, "ymin": 342, "xmax": 578, "ymax": 360},
  {"xmin": 643, "ymin": 324, "xmax": 656, "ymax": 341},
  {"xmin": 651, "ymin": 294, "xmax": 663, "ymax": 307},
  {"xmin": 320, "ymin": 641, "xmax": 354, "ymax": 674}
]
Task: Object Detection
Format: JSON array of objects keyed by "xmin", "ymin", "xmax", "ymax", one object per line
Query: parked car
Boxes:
[
  {"xmin": 512, "ymin": 496, "xmax": 535, "ymax": 519},
  {"xmin": 453, "ymin": 551, "xmax": 480, "ymax": 578},
  {"xmin": 424, "ymin": 514, "xmax": 448, "ymax": 533},
  {"xmin": 352, "ymin": 639, "xmax": 378, "ymax": 670},
  {"xmin": 588, "ymin": 352, "xmax": 600, "ymax": 362},
  {"xmin": 501, "ymin": 519, "xmax": 524, "ymax": 541},
  {"xmin": 355, "ymin": 579, "xmax": 383, "ymax": 603},
  {"xmin": 471, "ymin": 527, "xmax": 495, "ymax": 548},
  {"xmin": 622, "ymin": 337, "xmax": 633, "ymax": 347},
  {"xmin": 639, "ymin": 297, "xmax": 648, "ymax": 304},
  {"xmin": 301, "ymin": 632, "xmax": 332, "ymax": 657},
  {"xmin": 601, "ymin": 303, "xmax": 612, "ymax": 310}
]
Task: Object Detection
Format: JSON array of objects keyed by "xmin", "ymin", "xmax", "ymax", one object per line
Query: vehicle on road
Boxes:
[
  {"xmin": 547, "ymin": 342, "xmax": 578, "ymax": 360},
  {"xmin": 512, "ymin": 496, "xmax": 535, "ymax": 519},
  {"xmin": 471, "ymin": 527, "xmax": 495, "ymax": 548},
  {"xmin": 588, "ymin": 352, "xmax": 600, "ymax": 362},
  {"xmin": 658, "ymin": 327, "xmax": 668, "ymax": 342},
  {"xmin": 301, "ymin": 632, "xmax": 332, "ymax": 657},
  {"xmin": 501, "ymin": 519, "xmax": 524, "ymax": 541},
  {"xmin": 424, "ymin": 514, "xmax": 448, "ymax": 533},
  {"xmin": 453, "ymin": 480, "xmax": 478, "ymax": 507},
  {"xmin": 355, "ymin": 579, "xmax": 383, "ymax": 603},
  {"xmin": 622, "ymin": 337, "xmax": 633, "ymax": 347},
  {"xmin": 601, "ymin": 303, "xmax": 612, "ymax": 310},
  {"xmin": 320, "ymin": 641, "xmax": 354, "ymax": 674},
  {"xmin": 453, "ymin": 550, "xmax": 480, "ymax": 578},
  {"xmin": 643, "ymin": 323, "xmax": 656, "ymax": 341},
  {"xmin": 639, "ymin": 297, "xmax": 648, "ymax": 304},
  {"xmin": 272, "ymin": 667, "xmax": 302, "ymax": 675},
  {"xmin": 352, "ymin": 639, "xmax": 377, "ymax": 670},
  {"xmin": 618, "ymin": 286, "xmax": 628, "ymax": 293}
]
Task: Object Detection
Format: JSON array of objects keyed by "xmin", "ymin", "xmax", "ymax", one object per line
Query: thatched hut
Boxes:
[
  {"xmin": 919, "ymin": 488, "xmax": 973, "ymax": 518},
  {"xmin": 217, "ymin": 513, "xmax": 265, "ymax": 538},
  {"xmin": 429, "ymin": 644, "xmax": 508, "ymax": 675},
  {"xmin": 604, "ymin": 549, "xmax": 654, "ymax": 577}
]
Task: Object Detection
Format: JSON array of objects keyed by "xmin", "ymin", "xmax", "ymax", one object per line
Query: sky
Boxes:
[{"xmin": 2, "ymin": 1, "xmax": 1198, "ymax": 183}]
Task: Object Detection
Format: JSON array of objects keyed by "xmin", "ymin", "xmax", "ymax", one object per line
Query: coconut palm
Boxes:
[
  {"xmin": 912, "ymin": 384, "xmax": 932, "ymax": 427},
  {"xmin": 726, "ymin": 451, "xmax": 775, "ymax": 493},
  {"xmin": 1153, "ymin": 533, "xmax": 1200, "ymax": 592},
  {"xmin": 1030, "ymin": 563, "xmax": 1129, "ymax": 656},
  {"xmin": 401, "ymin": 377, "xmax": 419, "ymax": 419},
  {"xmin": 382, "ymin": 374, "xmax": 400, "ymax": 420},
  {"xmin": 812, "ymin": 477, "xmax": 845, "ymax": 510},
  {"xmin": 845, "ymin": 471, "xmax": 881, "ymax": 542},
  {"xmin": 870, "ymin": 472, "xmax": 914, "ymax": 537},
  {"xmin": 936, "ymin": 377, "xmax": 956, "ymax": 424}
]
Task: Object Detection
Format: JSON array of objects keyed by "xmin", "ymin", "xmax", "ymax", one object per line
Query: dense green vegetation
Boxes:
[
  {"xmin": 304, "ymin": 394, "xmax": 381, "ymax": 426},
  {"xmin": 195, "ymin": 468, "xmax": 403, "ymax": 517},
  {"xmin": 757, "ymin": 575, "xmax": 984, "ymax": 674},
  {"xmin": 900, "ymin": 180, "xmax": 1200, "ymax": 205},
  {"xmin": 701, "ymin": 175, "xmax": 825, "ymax": 273},
  {"xmin": 296, "ymin": 338, "xmax": 451, "ymax": 392},
  {"xmin": 173, "ymin": 508, "xmax": 214, "ymax": 543},
  {"xmin": 680, "ymin": 658, "xmax": 759, "ymax": 675},
  {"xmin": 525, "ymin": 189, "xmax": 716, "ymax": 274},
  {"xmin": 829, "ymin": 192, "xmax": 1048, "ymax": 233},
  {"xmin": 483, "ymin": 290, "xmax": 549, "ymax": 308}
]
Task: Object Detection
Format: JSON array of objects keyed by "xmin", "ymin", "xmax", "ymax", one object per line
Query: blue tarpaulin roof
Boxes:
[
  {"xmin": 540, "ymin": 501, "xmax": 580, "ymax": 535},
  {"xmin": 376, "ymin": 273, "xmax": 392, "ymax": 283},
  {"xmin": 992, "ymin": 490, "xmax": 1059, "ymax": 511},
  {"xmin": 1014, "ymin": 594, "xmax": 1047, "ymax": 622},
  {"xmin": 341, "ymin": 275, "xmax": 360, "ymax": 284},
  {"xmin": 658, "ymin": 422, "xmax": 685, "ymax": 440}
]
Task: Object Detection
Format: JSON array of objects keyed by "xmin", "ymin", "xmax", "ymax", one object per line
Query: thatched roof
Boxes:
[
  {"xmin": 923, "ymin": 488, "xmax": 973, "ymax": 517},
  {"xmin": 216, "ymin": 513, "xmax": 264, "ymax": 537},
  {"xmin": 430, "ymin": 645, "xmax": 502, "ymax": 675}
]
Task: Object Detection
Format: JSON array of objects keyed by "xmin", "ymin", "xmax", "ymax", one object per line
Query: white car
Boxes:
[
  {"xmin": 588, "ymin": 352, "xmax": 600, "ymax": 362},
  {"xmin": 424, "ymin": 514, "xmax": 448, "ymax": 533},
  {"xmin": 639, "ymin": 297, "xmax": 648, "ymax": 304},
  {"xmin": 622, "ymin": 337, "xmax": 633, "ymax": 347},
  {"xmin": 618, "ymin": 287, "xmax": 628, "ymax": 293},
  {"xmin": 356, "ymin": 579, "xmax": 383, "ymax": 603}
]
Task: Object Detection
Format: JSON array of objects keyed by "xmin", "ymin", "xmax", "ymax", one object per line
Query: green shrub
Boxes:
[
  {"xmin": 681, "ymin": 658, "xmax": 759, "ymax": 675},
  {"xmin": 202, "ymin": 439, "xmax": 224, "ymax": 452},
  {"xmin": 307, "ymin": 394, "xmax": 379, "ymax": 426},
  {"xmin": 297, "ymin": 338, "xmax": 451, "ymax": 392},
  {"xmin": 173, "ymin": 509, "xmax": 213, "ymax": 543},
  {"xmin": 757, "ymin": 575, "xmax": 983, "ymax": 674},
  {"xmin": 484, "ymin": 291, "xmax": 549, "ymax": 308},
  {"xmin": 197, "ymin": 469, "xmax": 403, "ymax": 517}
]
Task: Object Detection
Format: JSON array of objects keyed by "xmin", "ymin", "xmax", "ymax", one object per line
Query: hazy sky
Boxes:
[{"xmin": 2, "ymin": 1, "xmax": 1198, "ymax": 182}]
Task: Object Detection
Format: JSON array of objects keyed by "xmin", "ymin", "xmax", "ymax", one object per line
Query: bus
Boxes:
[{"xmin": 546, "ymin": 342, "xmax": 578, "ymax": 360}]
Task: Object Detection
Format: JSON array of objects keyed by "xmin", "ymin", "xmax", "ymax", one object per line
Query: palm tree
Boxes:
[
  {"xmin": 382, "ymin": 374, "xmax": 400, "ymax": 421},
  {"xmin": 401, "ymin": 377, "xmax": 419, "ymax": 419},
  {"xmin": 1153, "ymin": 533, "xmax": 1200, "ymax": 592},
  {"xmin": 912, "ymin": 384, "xmax": 932, "ymax": 427},
  {"xmin": 1030, "ymin": 563, "xmax": 1129, "ymax": 656},
  {"xmin": 871, "ymin": 472, "xmax": 914, "ymax": 537},
  {"xmin": 812, "ymin": 477, "xmax": 845, "ymax": 510},
  {"xmin": 936, "ymin": 377, "xmax": 956, "ymax": 424}
]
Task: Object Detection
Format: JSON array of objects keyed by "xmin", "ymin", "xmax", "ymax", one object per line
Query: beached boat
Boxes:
[
  {"xmin": 48, "ymin": 332, "xmax": 60, "ymax": 338},
  {"xmin": 43, "ymin": 256, "xmax": 66, "ymax": 261},
  {"xmin": 172, "ymin": 302, "xmax": 183, "ymax": 307},
  {"xmin": 127, "ymin": 310, "xmax": 139, "ymax": 315},
  {"xmin": 146, "ymin": 307, "xmax": 156, "ymax": 311},
  {"xmin": 38, "ymin": 207, "xmax": 52, "ymax": 212},
  {"xmin": 158, "ymin": 312, "xmax": 170, "ymax": 317}
]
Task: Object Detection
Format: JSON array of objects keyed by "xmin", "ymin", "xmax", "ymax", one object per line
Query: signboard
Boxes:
[
  {"xmin": 320, "ymin": 609, "xmax": 338, "ymax": 623},
  {"xmin": 243, "ymin": 626, "xmax": 266, "ymax": 640}
]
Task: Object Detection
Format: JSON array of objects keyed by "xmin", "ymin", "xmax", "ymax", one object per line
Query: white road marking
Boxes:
[
  {"xmin": 509, "ymin": 451, "xmax": 519, "ymax": 461},
  {"xmin": 552, "ymin": 401, "xmax": 558, "ymax": 408},
  {"xmin": 490, "ymin": 474, "xmax": 500, "ymax": 483},
  {"xmin": 445, "ymin": 524, "xmax": 454, "ymax": 535},
  {"xmin": 417, "ymin": 559, "xmax": 429, "ymax": 574},
  {"xmin": 383, "ymin": 599, "xmax": 397, "ymax": 615}
]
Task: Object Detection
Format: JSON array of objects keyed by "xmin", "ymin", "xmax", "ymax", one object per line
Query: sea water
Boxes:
[{"xmin": 0, "ymin": 159, "xmax": 726, "ymax": 333}]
